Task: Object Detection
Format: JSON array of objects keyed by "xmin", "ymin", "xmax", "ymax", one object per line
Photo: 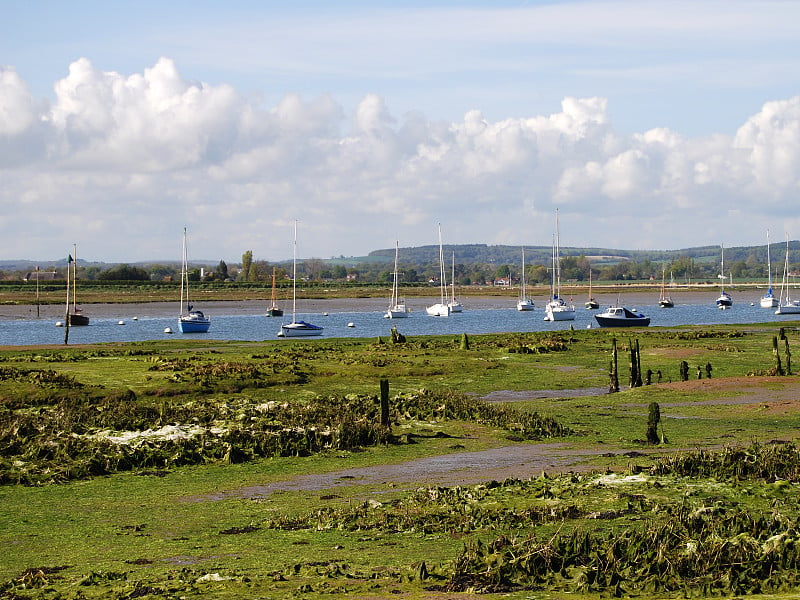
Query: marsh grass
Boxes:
[{"xmin": 4, "ymin": 323, "xmax": 800, "ymax": 598}]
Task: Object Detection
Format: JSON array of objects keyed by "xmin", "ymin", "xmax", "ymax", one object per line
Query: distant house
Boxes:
[
  {"xmin": 346, "ymin": 273, "xmax": 358, "ymax": 282},
  {"xmin": 24, "ymin": 271, "xmax": 59, "ymax": 282}
]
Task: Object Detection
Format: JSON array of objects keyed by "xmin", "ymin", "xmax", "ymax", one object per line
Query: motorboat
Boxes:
[{"xmin": 594, "ymin": 305, "xmax": 650, "ymax": 328}]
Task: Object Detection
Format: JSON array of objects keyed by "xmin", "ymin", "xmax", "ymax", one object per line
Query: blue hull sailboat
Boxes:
[
  {"xmin": 279, "ymin": 220, "xmax": 323, "ymax": 337},
  {"xmin": 178, "ymin": 227, "xmax": 210, "ymax": 333}
]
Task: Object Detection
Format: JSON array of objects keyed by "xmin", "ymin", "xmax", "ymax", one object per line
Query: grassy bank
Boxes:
[{"xmin": 2, "ymin": 324, "xmax": 800, "ymax": 598}]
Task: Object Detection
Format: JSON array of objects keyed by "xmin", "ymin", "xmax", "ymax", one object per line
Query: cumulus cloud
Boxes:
[{"xmin": 2, "ymin": 57, "xmax": 800, "ymax": 261}]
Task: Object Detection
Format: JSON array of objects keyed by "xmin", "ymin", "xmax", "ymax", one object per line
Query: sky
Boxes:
[{"xmin": 2, "ymin": 0, "xmax": 800, "ymax": 264}]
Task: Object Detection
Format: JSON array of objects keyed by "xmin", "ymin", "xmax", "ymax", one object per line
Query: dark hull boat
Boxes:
[{"xmin": 594, "ymin": 306, "xmax": 650, "ymax": 327}]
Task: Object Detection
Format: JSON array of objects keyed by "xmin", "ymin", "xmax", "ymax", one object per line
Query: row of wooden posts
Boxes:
[{"xmin": 608, "ymin": 330, "xmax": 792, "ymax": 393}]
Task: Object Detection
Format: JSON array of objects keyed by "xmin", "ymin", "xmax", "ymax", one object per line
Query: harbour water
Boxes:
[{"xmin": 0, "ymin": 292, "xmax": 796, "ymax": 346}]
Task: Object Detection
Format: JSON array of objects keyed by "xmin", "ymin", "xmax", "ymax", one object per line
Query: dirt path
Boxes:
[{"xmin": 186, "ymin": 376, "xmax": 800, "ymax": 502}]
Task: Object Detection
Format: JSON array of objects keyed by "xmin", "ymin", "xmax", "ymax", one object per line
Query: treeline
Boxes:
[{"xmin": 6, "ymin": 241, "xmax": 800, "ymax": 286}]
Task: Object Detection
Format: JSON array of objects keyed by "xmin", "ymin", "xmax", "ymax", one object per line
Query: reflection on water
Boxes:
[{"xmin": 0, "ymin": 297, "xmax": 796, "ymax": 346}]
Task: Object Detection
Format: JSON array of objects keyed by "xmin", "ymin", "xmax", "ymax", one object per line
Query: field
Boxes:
[{"xmin": 2, "ymin": 321, "xmax": 800, "ymax": 599}]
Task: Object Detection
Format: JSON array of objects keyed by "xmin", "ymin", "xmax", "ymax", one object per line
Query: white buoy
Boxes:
[
  {"xmin": 323, "ymin": 312, "xmax": 329, "ymax": 316},
  {"xmin": 347, "ymin": 322, "xmax": 355, "ymax": 328},
  {"xmin": 164, "ymin": 327, "xmax": 173, "ymax": 334},
  {"xmin": 132, "ymin": 316, "xmax": 138, "ymax": 321},
  {"xmin": 55, "ymin": 321, "xmax": 64, "ymax": 327},
  {"xmin": 118, "ymin": 320, "xmax": 125, "ymax": 325}
]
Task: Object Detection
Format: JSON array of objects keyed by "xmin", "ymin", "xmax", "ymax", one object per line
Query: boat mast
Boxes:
[
  {"xmin": 180, "ymin": 227, "xmax": 187, "ymax": 316},
  {"xmin": 292, "ymin": 219, "xmax": 298, "ymax": 324},
  {"xmin": 64, "ymin": 251, "xmax": 71, "ymax": 344},
  {"xmin": 391, "ymin": 240, "xmax": 399, "ymax": 307},
  {"xmin": 438, "ymin": 224, "xmax": 446, "ymax": 305},
  {"xmin": 72, "ymin": 243, "xmax": 78, "ymax": 314},
  {"xmin": 555, "ymin": 209, "xmax": 562, "ymax": 299}
]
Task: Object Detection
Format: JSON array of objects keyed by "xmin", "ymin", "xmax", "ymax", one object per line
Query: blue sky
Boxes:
[{"xmin": 2, "ymin": 1, "xmax": 800, "ymax": 263}]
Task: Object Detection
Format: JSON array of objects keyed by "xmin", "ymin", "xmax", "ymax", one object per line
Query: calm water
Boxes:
[{"xmin": 0, "ymin": 295, "xmax": 796, "ymax": 346}]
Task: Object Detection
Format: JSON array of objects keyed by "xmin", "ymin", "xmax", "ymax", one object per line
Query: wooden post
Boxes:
[
  {"xmin": 380, "ymin": 378, "xmax": 390, "ymax": 427},
  {"xmin": 609, "ymin": 338, "xmax": 619, "ymax": 393},
  {"xmin": 773, "ymin": 336, "xmax": 784, "ymax": 376}
]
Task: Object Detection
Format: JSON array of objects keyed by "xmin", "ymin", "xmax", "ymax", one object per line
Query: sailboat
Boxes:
[
  {"xmin": 658, "ymin": 266, "xmax": 674, "ymax": 308},
  {"xmin": 775, "ymin": 234, "xmax": 800, "ymax": 315},
  {"xmin": 66, "ymin": 244, "xmax": 89, "ymax": 326},
  {"xmin": 447, "ymin": 251, "xmax": 463, "ymax": 313},
  {"xmin": 178, "ymin": 227, "xmax": 211, "ymax": 333},
  {"xmin": 426, "ymin": 224, "xmax": 450, "ymax": 317},
  {"xmin": 386, "ymin": 241, "xmax": 410, "ymax": 318},
  {"xmin": 266, "ymin": 267, "xmax": 284, "ymax": 317},
  {"xmin": 517, "ymin": 246, "xmax": 534, "ymax": 311},
  {"xmin": 278, "ymin": 221, "xmax": 323, "ymax": 337},
  {"xmin": 585, "ymin": 269, "xmax": 599, "ymax": 310},
  {"xmin": 715, "ymin": 245, "xmax": 733, "ymax": 309},
  {"xmin": 761, "ymin": 230, "xmax": 779, "ymax": 308},
  {"xmin": 544, "ymin": 210, "xmax": 575, "ymax": 321}
]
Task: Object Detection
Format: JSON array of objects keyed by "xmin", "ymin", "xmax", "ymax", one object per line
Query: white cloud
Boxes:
[{"xmin": 2, "ymin": 57, "xmax": 800, "ymax": 261}]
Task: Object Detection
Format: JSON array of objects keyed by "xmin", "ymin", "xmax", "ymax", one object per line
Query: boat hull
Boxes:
[
  {"xmin": 761, "ymin": 292, "xmax": 778, "ymax": 308},
  {"xmin": 658, "ymin": 299, "xmax": 674, "ymax": 308},
  {"xmin": 386, "ymin": 305, "xmax": 410, "ymax": 318},
  {"xmin": 517, "ymin": 299, "xmax": 535, "ymax": 311},
  {"xmin": 595, "ymin": 315, "xmax": 650, "ymax": 327},
  {"xmin": 776, "ymin": 303, "xmax": 800, "ymax": 315},
  {"xmin": 585, "ymin": 300, "xmax": 599, "ymax": 310},
  {"xmin": 448, "ymin": 302, "xmax": 462, "ymax": 313},
  {"xmin": 544, "ymin": 299, "xmax": 575, "ymax": 321},
  {"xmin": 594, "ymin": 306, "xmax": 650, "ymax": 327},
  {"xmin": 179, "ymin": 313, "xmax": 211, "ymax": 333},
  {"xmin": 68, "ymin": 313, "xmax": 90, "ymax": 326},
  {"xmin": 266, "ymin": 308, "xmax": 284, "ymax": 317},
  {"xmin": 279, "ymin": 320, "xmax": 323, "ymax": 337},
  {"xmin": 426, "ymin": 303, "xmax": 450, "ymax": 317}
]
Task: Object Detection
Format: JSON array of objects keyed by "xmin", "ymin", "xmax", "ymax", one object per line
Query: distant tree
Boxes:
[
  {"xmin": 149, "ymin": 264, "xmax": 176, "ymax": 280},
  {"xmin": 304, "ymin": 258, "xmax": 325, "ymax": 280},
  {"xmin": 241, "ymin": 250, "xmax": 253, "ymax": 282},
  {"xmin": 215, "ymin": 260, "xmax": 229, "ymax": 280},
  {"xmin": 494, "ymin": 264, "xmax": 511, "ymax": 279},
  {"xmin": 332, "ymin": 265, "xmax": 348, "ymax": 279},
  {"xmin": 97, "ymin": 264, "xmax": 150, "ymax": 281}
]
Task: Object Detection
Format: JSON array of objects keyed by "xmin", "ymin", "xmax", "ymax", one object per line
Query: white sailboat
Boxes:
[
  {"xmin": 178, "ymin": 228, "xmax": 210, "ymax": 333},
  {"xmin": 544, "ymin": 210, "xmax": 575, "ymax": 321},
  {"xmin": 278, "ymin": 221, "xmax": 323, "ymax": 337},
  {"xmin": 761, "ymin": 230, "xmax": 779, "ymax": 308},
  {"xmin": 775, "ymin": 234, "xmax": 800, "ymax": 315},
  {"xmin": 426, "ymin": 224, "xmax": 450, "ymax": 317},
  {"xmin": 516, "ymin": 246, "xmax": 534, "ymax": 311},
  {"xmin": 385, "ymin": 240, "xmax": 410, "ymax": 318},
  {"xmin": 447, "ymin": 251, "xmax": 463, "ymax": 313},
  {"xmin": 715, "ymin": 244, "xmax": 733, "ymax": 309}
]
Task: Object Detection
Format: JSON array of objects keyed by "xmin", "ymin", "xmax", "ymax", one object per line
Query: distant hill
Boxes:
[
  {"xmin": 2, "ymin": 241, "xmax": 798, "ymax": 271},
  {"xmin": 365, "ymin": 242, "xmax": 799, "ymax": 267}
]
